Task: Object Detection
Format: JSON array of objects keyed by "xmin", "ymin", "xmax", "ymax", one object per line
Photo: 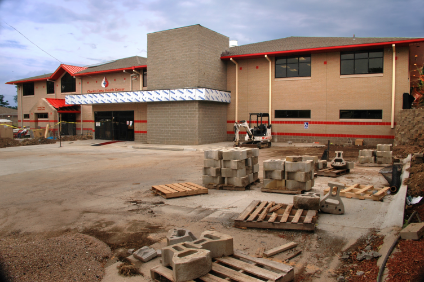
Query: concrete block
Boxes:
[
  {"xmin": 253, "ymin": 172, "xmax": 259, "ymax": 181},
  {"xmin": 293, "ymin": 192, "xmax": 320, "ymax": 210},
  {"xmin": 252, "ymin": 156, "xmax": 259, "ymax": 165},
  {"xmin": 204, "ymin": 159, "xmax": 220, "ymax": 168},
  {"xmin": 248, "ymin": 173, "xmax": 253, "ymax": 184},
  {"xmin": 285, "ymin": 160, "xmax": 313, "ymax": 172},
  {"xmin": 133, "ymin": 246, "xmax": 157, "ymax": 262},
  {"xmin": 222, "ymin": 149, "xmax": 247, "ymax": 160},
  {"xmin": 263, "ymin": 159, "xmax": 285, "ymax": 171},
  {"xmin": 202, "ymin": 175, "xmax": 224, "ymax": 185},
  {"xmin": 204, "ymin": 149, "xmax": 222, "ymax": 160},
  {"xmin": 162, "ymin": 243, "xmax": 212, "ymax": 282},
  {"xmin": 263, "ymin": 179, "xmax": 285, "ymax": 189},
  {"xmin": 203, "ymin": 167, "xmax": 221, "ymax": 177},
  {"xmin": 286, "ymin": 156, "xmax": 303, "ymax": 162},
  {"xmin": 167, "ymin": 228, "xmax": 197, "ymax": 246},
  {"xmin": 376, "ymin": 151, "xmax": 392, "ymax": 158},
  {"xmin": 377, "ymin": 144, "xmax": 392, "ymax": 151},
  {"xmin": 245, "ymin": 158, "xmax": 252, "ymax": 167},
  {"xmin": 264, "ymin": 170, "xmax": 284, "ymax": 180},
  {"xmin": 346, "ymin": 162, "xmax": 354, "ymax": 169},
  {"xmin": 221, "ymin": 168, "xmax": 246, "ymax": 178},
  {"xmin": 285, "ymin": 180, "xmax": 312, "ymax": 191},
  {"xmin": 400, "ymin": 222, "xmax": 424, "ymax": 240},
  {"xmin": 359, "ymin": 149, "xmax": 374, "ymax": 157},
  {"xmin": 225, "ymin": 176, "xmax": 249, "ymax": 187},
  {"xmin": 321, "ymin": 183, "xmax": 345, "ymax": 214},
  {"xmin": 358, "ymin": 156, "xmax": 374, "ymax": 164},
  {"xmin": 253, "ymin": 163, "xmax": 259, "ymax": 173},
  {"xmin": 302, "ymin": 155, "xmax": 319, "ymax": 163},
  {"xmin": 183, "ymin": 231, "xmax": 233, "ymax": 258},
  {"xmin": 246, "ymin": 166, "xmax": 252, "ymax": 174},
  {"xmin": 251, "ymin": 148, "xmax": 259, "ymax": 157},
  {"xmin": 223, "ymin": 160, "xmax": 246, "ymax": 169},
  {"xmin": 376, "ymin": 157, "xmax": 392, "ymax": 164},
  {"xmin": 286, "ymin": 171, "xmax": 312, "ymax": 182},
  {"xmin": 318, "ymin": 160, "xmax": 327, "ymax": 169}
]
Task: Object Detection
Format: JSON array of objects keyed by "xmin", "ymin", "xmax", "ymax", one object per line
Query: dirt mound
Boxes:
[
  {"xmin": 393, "ymin": 145, "xmax": 424, "ymax": 159},
  {"xmin": 61, "ymin": 135, "xmax": 93, "ymax": 141},
  {"xmin": 0, "ymin": 138, "xmax": 21, "ymax": 148},
  {"xmin": 0, "ymin": 232, "xmax": 111, "ymax": 282},
  {"xmin": 405, "ymin": 163, "xmax": 424, "ymax": 197}
]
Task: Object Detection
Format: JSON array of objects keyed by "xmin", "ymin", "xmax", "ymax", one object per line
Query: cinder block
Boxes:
[
  {"xmin": 376, "ymin": 151, "xmax": 392, "ymax": 158},
  {"xmin": 248, "ymin": 173, "xmax": 254, "ymax": 184},
  {"xmin": 359, "ymin": 149, "xmax": 374, "ymax": 157},
  {"xmin": 358, "ymin": 156, "xmax": 374, "ymax": 164},
  {"xmin": 204, "ymin": 149, "xmax": 222, "ymax": 160},
  {"xmin": 285, "ymin": 160, "xmax": 313, "ymax": 172},
  {"xmin": 204, "ymin": 159, "xmax": 220, "ymax": 167},
  {"xmin": 246, "ymin": 166, "xmax": 252, "ymax": 174},
  {"xmin": 286, "ymin": 171, "xmax": 312, "ymax": 182},
  {"xmin": 202, "ymin": 175, "xmax": 224, "ymax": 185},
  {"xmin": 222, "ymin": 160, "xmax": 245, "ymax": 169},
  {"xmin": 251, "ymin": 148, "xmax": 259, "ymax": 157},
  {"xmin": 400, "ymin": 222, "xmax": 424, "ymax": 240},
  {"xmin": 253, "ymin": 172, "xmax": 259, "ymax": 181},
  {"xmin": 222, "ymin": 149, "xmax": 247, "ymax": 160},
  {"xmin": 225, "ymin": 176, "xmax": 249, "ymax": 187},
  {"xmin": 221, "ymin": 168, "xmax": 246, "ymax": 178},
  {"xmin": 203, "ymin": 167, "xmax": 221, "ymax": 177},
  {"xmin": 245, "ymin": 158, "xmax": 252, "ymax": 167},
  {"xmin": 376, "ymin": 157, "xmax": 392, "ymax": 164},
  {"xmin": 302, "ymin": 155, "xmax": 319, "ymax": 163},
  {"xmin": 263, "ymin": 159, "xmax": 285, "ymax": 170},
  {"xmin": 133, "ymin": 246, "xmax": 157, "ymax": 262},
  {"xmin": 162, "ymin": 243, "xmax": 212, "ymax": 282},
  {"xmin": 264, "ymin": 170, "xmax": 284, "ymax": 180},
  {"xmin": 286, "ymin": 156, "xmax": 303, "ymax": 162},
  {"xmin": 263, "ymin": 179, "xmax": 285, "ymax": 189},
  {"xmin": 377, "ymin": 144, "xmax": 392, "ymax": 151},
  {"xmin": 285, "ymin": 180, "xmax": 312, "ymax": 191},
  {"xmin": 251, "ymin": 156, "xmax": 259, "ymax": 164},
  {"xmin": 167, "ymin": 228, "xmax": 197, "ymax": 246},
  {"xmin": 293, "ymin": 192, "xmax": 320, "ymax": 210},
  {"xmin": 183, "ymin": 231, "xmax": 233, "ymax": 258},
  {"xmin": 346, "ymin": 162, "xmax": 354, "ymax": 169},
  {"xmin": 253, "ymin": 163, "xmax": 259, "ymax": 173},
  {"xmin": 318, "ymin": 160, "xmax": 327, "ymax": 169}
]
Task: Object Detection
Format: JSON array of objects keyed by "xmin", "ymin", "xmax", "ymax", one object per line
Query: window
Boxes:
[
  {"xmin": 36, "ymin": 113, "xmax": 48, "ymax": 119},
  {"xmin": 275, "ymin": 55, "xmax": 311, "ymax": 78},
  {"xmin": 22, "ymin": 82, "xmax": 34, "ymax": 96},
  {"xmin": 47, "ymin": 81, "xmax": 55, "ymax": 94},
  {"xmin": 340, "ymin": 49, "xmax": 383, "ymax": 75},
  {"xmin": 143, "ymin": 70, "xmax": 147, "ymax": 87},
  {"xmin": 339, "ymin": 110, "xmax": 382, "ymax": 119},
  {"xmin": 23, "ymin": 114, "xmax": 30, "ymax": 119},
  {"xmin": 275, "ymin": 110, "xmax": 311, "ymax": 119},
  {"xmin": 61, "ymin": 72, "xmax": 76, "ymax": 93}
]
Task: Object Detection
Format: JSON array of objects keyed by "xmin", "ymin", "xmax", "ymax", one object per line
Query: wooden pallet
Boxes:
[
  {"xmin": 150, "ymin": 250, "xmax": 294, "ymax": 282},
  {"xmin": 206, "ymin": 178, "xmax": 260, "ymax": 191},
  {"xmin": 234, "ymin": 200, "xmax": 318, "ymax": 231},
  {"xmin": 324, "ymin": 184, "xmax": 390, "ymax": 201},
  {"xmin": 316, "ymin": 167, "xmax": 350, "ymax": 177},
  {"xmin": 261, "ymin": 188, "xmax": 302, "ymax": 195},
  {"xmin": 152, "ymin": 182, "xmax": 208, "ymax": 199}
]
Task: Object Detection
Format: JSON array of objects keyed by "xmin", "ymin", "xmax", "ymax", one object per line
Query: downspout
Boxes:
[
  {"xmin": 391, "ymin": 44, "xmax": 396, "ymax": 129},
  {"xmin": 230, "ymin": 58, "xmax": 239, "ymax": 123},
  {"xmin": 80, "ymin": 77, "xmax": 83, "ymax": 135},
  {"xmin": 123, "ymin": 70, "xmax": 133, "ymax": 91},
  {"xmin": 19, "ymin": 84, "xmax": 23, "ymax": 128},
  {"xmin": 133, "ymin": 70, "xmax": 142, "ymax": 90},
  {"xmin": 265, "ymin": 55, "xmax": 272, "ymax": 123}
]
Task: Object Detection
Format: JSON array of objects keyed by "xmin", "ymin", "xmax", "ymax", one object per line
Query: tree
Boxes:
[
  {"xmin": 14, "ymin": 94, "xmax": 17, "ymax": 104},
  {"xmin": 0, "ymin": 95, "xmax": 10, "ymax": 107}
]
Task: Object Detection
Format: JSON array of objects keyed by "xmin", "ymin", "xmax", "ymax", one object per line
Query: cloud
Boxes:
[{"xmin": 0, "ymin": 40, "xmax": 27, "ymax": 49}]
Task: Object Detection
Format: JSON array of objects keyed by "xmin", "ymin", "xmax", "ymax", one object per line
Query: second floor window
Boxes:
[
  {"xmin": 22, "ymin": 82, "xmax": 34, "ymax": 96},
  {"xmin": 340, "ymin": 49, "xmax": 383, "ymax": 75},
  {"xmin": 275, "ymin": 55, "xmax": 311, "ymax": 78},
  {"xmin": 47, "ymin": 81, "xmax": 55, "ymax": 94},
  {"xmin": 61, "ymin": 72, "xmax": 76, "ymax": 93}
]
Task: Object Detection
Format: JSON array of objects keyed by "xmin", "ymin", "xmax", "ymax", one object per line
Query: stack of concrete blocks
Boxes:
[
  {"xmin": 376, "ymin": 144, "xmax": 392, "ymax": 164},
  {"xmin": 358, "ymin": 149, "xmax": 375, "ymax": 164},
  {"xmin": 263, "ymin": 159, "xmax": 285, "ymax": 190},
  {"xmin": 285, "ymin": 156, "xmax": 314, "ymax": 192},
  {"xmin": 162, "ymin": 229, "xmax": 234, "ymax": 282},
  {"xmin": 302, "ymin": 155, "xmax": 327, "ymax": 171},
  {"xmin": 203, "ymin": 148, "xmax": 224, "ymax": 186}
]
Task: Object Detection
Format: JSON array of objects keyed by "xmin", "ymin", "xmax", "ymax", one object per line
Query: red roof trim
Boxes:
[
  {"xmin": 58, "ymin": 110, "xmax": 81, "ymax": 113},
  {"xmin": 6, "ymin": 77, "xmax": 50, "ymax": 85},
  {"xmin": 74, "ymin": 65, "xmax": 147, "ymax": 77},
  {"xmin": 221, "ymin": 38, "xmax": 424, "ymax": 60}
]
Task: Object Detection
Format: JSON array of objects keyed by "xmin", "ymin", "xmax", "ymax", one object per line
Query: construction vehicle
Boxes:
[{"xmin": 234, "ymin": 113, "xmax": 272, "ymax": 148}]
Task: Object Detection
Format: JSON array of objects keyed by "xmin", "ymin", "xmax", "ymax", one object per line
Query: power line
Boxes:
[{"xmin": 2, "ymin": 21, "xmax": 63, "ymax": 63}]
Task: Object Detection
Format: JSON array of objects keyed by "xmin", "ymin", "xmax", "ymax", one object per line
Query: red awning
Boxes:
[{"xmin": 45, "ymin": 98, "xmax": 81, "ymax": 114}]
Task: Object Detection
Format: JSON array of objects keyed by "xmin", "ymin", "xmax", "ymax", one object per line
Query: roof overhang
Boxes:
[
  {"xmin": 221, "ymin": 38, "xmax": 424, "ymax": 60},
  {"xmin": 74, "ymin": 65, "xmax": 147, "ymax": 77}
]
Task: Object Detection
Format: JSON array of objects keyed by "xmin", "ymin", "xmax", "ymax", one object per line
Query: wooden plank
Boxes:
[
  {"xmin": 354, "ymin": 185, "xmax": 373, "ymax": 195},
  {"xmin": 280, "ymin": 204, "xmax": 293, "ymax": 223},
  {"xmin": 268, "ymin": 212, "xmax": 278, "ymax": 223},
  {"xmin": 303, "ymin": 210, "xmax": 317, "ymax": 224},
  {"xmin": 257, "ymin": 201, "xmax": 274, "ymax": 222},
  {"xmin": 234, "ymin": 220, "xmax": 316, "ymax": 231},
  {"xmin": 185, "ymin": 182, "xmax": 208, "ymax": 190},
  {"xmin": 236, "ymin": 200, "xmax": 260, "ymax": 221},
  {"xmin": 269, "ymin": 203, "xmax": 283, "ymax": 213},
  {"xmin": 342, "ymin": 184, "xmax": 360, "ymax": 193},
  {"xmin": 167, "ymin": 183, "xmax": 189, "ymax": 192},
  {"xmin": 211, "ymin": 263, "xmax": 262, "ymax": 282},
  {"xmin": 198, "ymin": 274, "xmax": 228, "ymax": 282},
  {"xmin": 291, "ymin": 209, "xmax": 303, "ymax": 224},
  {"xmin": 152, "ymin": 185, "xmax": 174, "ymax": 194},
  {"xmin": 373, "ymin": 186, "xmax": 390, "ymax": 197},
  {"xmin": 215, "ymin": 256, "xmax": 282, "ymax": 281},
  {"xmin": 263, "ymin": 242, "xmax": 298, "ymax": 257},
  {"xmin": 173, "ymin": 183, "xmax": 196, "ymax": 191},
  {"xmin": 233, "ymin": 251, "xmax": 294, "ymax": 273},
  {"xmin": 247, "ymin": 201, "xmax": 268, "ymax": 221}
]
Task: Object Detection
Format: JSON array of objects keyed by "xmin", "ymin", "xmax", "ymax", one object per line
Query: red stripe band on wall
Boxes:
[
  {"xmin": 227, "ymin": 120, "xmax": 394, "ymax": 126},
  {"xmin": 134, "ymin": 131, "xmax": 147, "ymax": 134},
  {"xmin": 23, "ymin": 120, "xmax": 59, "ymax": 123},
  {"xmin": 226, "ymin": 131, "xmax": 394, "ymax": 139},
  {"xmin": 134, "ymin": 120, "xmax": 147, "ymax": 123}
]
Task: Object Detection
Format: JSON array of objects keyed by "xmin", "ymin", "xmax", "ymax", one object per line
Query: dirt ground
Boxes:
[{"xmin": 0, "ymin": 141, "xmax": 422, "ymax": 282}]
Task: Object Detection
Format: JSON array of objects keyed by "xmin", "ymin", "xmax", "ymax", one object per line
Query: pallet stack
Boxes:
[
  {"xmin": 376, "ymin": 144, "xmax": 392, "ymax": 164},
  {"xmin": 263, "ymin": 159, "xmax": 285, "ymax": 190},
  {"xmin": 358, "ymin": 149, "xmax": 375, "ymax": 164},
  {"xmin": 302, "ymin": 155, "xmax": 327, "ymax": 171},
  {"xmin": 203, "ymin": 148, "xmax": 259, "ymax": 189}
]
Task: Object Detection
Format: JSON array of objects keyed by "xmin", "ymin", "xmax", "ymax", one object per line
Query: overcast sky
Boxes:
[{"xmin": 1, "ymin": 0, "xmax": 423, "ymax": 106}]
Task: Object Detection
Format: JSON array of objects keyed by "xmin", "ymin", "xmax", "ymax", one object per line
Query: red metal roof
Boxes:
[
  {"xmin": 45, "ymin": 98, "xmax": 75, "ymax": 109},
  {"xmin": 74, "ymin": 65, "xmax": 146, "ymax": 76}
]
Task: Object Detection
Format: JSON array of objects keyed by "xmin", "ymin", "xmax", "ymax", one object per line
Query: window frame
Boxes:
[
  {"xmin": 46, "ymin": 81, "xmax": 55, "ymax": 94},
  {"xmin": 23, "ymin": 114, "xmax": 30, "ymax": 119},
  {"xmin": 22, "ymin": 82, "xmax": 34, "ymax": 96},
  {"xmin": 61, "ymin": 72, "xmax": 76, "ymax": 93},
  {"xmin": 275, "ymin": 55, "xmax": 311, "ymax": 78},
  {"xmin": 340, "ymin": 49, "xmax": 384, "ymax": 75},
  {"xmin": 275, "ymin": 110, "xmax": 311, "ymax": 119},
  {"xmin": 36, "ymin": 113, "xmax": 49, "ymax": 119},
  {"xmin": 339, "ymin": 110, "xmax": 383, "ymax": 120}
]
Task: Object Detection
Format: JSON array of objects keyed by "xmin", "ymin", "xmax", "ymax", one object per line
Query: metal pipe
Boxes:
[
  {"xmin": 265, "ymin": 55, "xmax": 272, "ymax": 123},
  {"xmin": 391, "ymin": 44, "xmax": 396, "ymax": 128},
  {"xmin": 230, "ymin": 58, "xmax": 239, "ymax": 123}
]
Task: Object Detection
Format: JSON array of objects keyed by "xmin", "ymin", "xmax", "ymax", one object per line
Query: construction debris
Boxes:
[
  {"xmin": 324, "ymin": 183, "xmax": 390, "ymax": 201},
  {"xmin": 400, "ymin": 222, "xmax": 424, "ymax": 240},
  {"xmin": 293, "ymin": 192, "xmax": 321, "ymax": 210},
  {"xmin": 263, "ymin": 242, "xmax": 298, "ymax": 257},
  {"xmin": 133, "ymin": 246, "xmax": 157, "ymax": 262},
  {"xmin": 166, "ymin": 228, "xmax": 197, "ymax": 246},
  {"xmin": 320, "ymin": 183, "xmax": 345, "ymax": 215}
]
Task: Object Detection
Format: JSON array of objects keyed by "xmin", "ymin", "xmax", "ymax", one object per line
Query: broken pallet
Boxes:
[
  {"xmin": 316, "ymin": 167, "xmax": 350, "ymax": 177},
  {"xmin": 234, "ymin": 200, "xmax": 318, "ymax": 231},
  {"xmin": 152, "ymin": 182, "xmax": 208, "ymax": 199},
  {"xmin": 323, "ymin": 184, "xmax": 390, "ymax": 201},
  {"xmin": 150, "ymin": 250, "xmax": 294, "ymax": 282}
]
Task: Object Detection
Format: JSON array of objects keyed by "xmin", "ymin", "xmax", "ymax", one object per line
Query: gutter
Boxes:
[
  {"xmin": 230, "ymin": 58, "xmax": 239, "ymax": 123},
  {"xmin": 391, "ymin": 44, "xmax": 396, "ymax": 129},
  {"xmin": 265, "ymin": 55, "xmax": 272, "ymax": 123}
]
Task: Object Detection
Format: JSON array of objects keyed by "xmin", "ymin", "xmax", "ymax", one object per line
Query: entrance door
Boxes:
[
  {"xmin": 60, "ymin": 113, "xmax": 76, "ymax": 135},
  {"xmin": 94, "ymin": 111, "xmax": 134, "ymax": 141}
]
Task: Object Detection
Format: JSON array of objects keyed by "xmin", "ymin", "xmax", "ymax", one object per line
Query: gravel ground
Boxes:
[{"xmin": 0, "ymin": 232, "xmax": 111, "ymax": 282}]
